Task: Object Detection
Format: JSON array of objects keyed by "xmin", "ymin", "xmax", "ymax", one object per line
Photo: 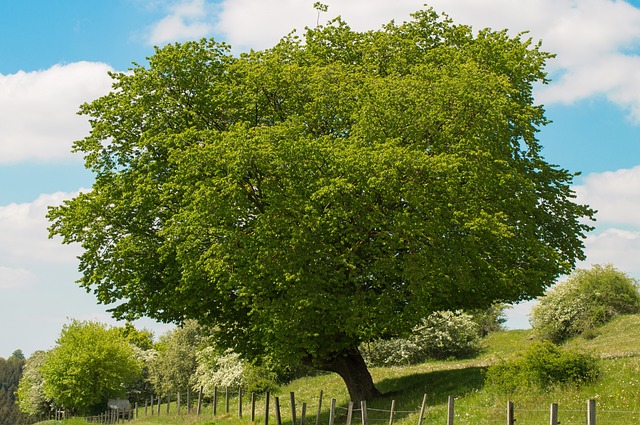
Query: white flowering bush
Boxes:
[
  {"xmin": 415, "ymin": 310, "xmax": 481, "ymax": 360},
  {"xmin": 361, "ymin": 310, "xmax": 480, "ymax": 366},
  {"xmin": 193, "ymin": 347, "xmax": 280, "ymax": 394},
  {"xmin": 531, "ymin": 264, "xmax": 640, "ymax": 343},
  {"xmin": 193, "ymin": 347, "xmax": 246, "ymax": 395}
]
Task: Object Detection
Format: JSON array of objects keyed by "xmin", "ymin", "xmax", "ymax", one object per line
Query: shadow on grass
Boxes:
[
  {"xmin": 378, "ymin": 366, "xmax": 486, "ymax": 402},
  {"xmin": 361, "ymin": 366, "xmax": 487, "ymax": 421}
]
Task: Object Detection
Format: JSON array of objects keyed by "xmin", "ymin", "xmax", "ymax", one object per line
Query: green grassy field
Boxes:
[{"xmin": 45, "ymin": 315, "xmax": 640, "ymax": 425}]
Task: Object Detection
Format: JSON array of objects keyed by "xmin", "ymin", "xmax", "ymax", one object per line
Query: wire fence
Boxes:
[{"xmin": 71, "ymin": 386, "xmax": 639, "ymax": 425}]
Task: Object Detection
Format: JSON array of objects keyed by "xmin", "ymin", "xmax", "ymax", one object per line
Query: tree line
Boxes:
[
  {"xmin": 14, "ymin": 306, "xmax": 505, "ymax": 418},
  {"xmin": 0, "ymin": 350, "xmax": 29, "ymax": 425}
]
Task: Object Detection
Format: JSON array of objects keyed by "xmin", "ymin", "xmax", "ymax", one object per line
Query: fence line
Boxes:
[{"xmin": 73, "ymin": 386, "xmax": 640, "ymax": 424}]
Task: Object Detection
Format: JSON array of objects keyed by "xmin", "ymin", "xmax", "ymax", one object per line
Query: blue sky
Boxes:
[{"xmin": 2, "ymin": 0, "xmax": 640, "ymax": 358}]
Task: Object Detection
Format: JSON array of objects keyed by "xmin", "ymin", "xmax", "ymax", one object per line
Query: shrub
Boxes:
[
  {"xmin": 361, "ymin": 310, "xmax": 480, "ymax": 366},
  {"xmin": 530, "ymin": 264, "xmax": 640, "ymax": 343},
  {"xmin": 485, "ymin": 341, "xmax": 599, "ymax": 393}
]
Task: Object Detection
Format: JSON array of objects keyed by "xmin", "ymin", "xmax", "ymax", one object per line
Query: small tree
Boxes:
[
  {"xmin": 148, "ymin": 320, "xmax": 203, "ymax": 396},
  {"xmin": 531, "ymin": 264, "xmax": 640, "ymax": 343},
  {"xmin": 16, "ymin": 351, "xmax": 51, "ymax": 418},
  {"xmin": 41, "ymin": 320, "xmax": 143, "ymax": 415}
]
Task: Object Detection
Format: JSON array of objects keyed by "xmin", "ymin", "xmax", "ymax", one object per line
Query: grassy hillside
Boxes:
[{"xmin": 49, "ymin": 315, "xmax": 640, "ymax": 425}]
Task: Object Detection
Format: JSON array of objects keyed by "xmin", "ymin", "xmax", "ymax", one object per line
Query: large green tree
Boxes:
[{"xmin": 48, "ymin": 9, "xmax": 594, "ymax": 402}]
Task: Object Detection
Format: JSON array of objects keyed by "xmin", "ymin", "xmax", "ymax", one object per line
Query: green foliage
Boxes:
[
  {"xmin": 362, "ymin": 310, "xmax": 480, "ymax": 366},
  {"xmin": 531, "ymin": 264, "xmax": 640, "ymax": 343},
  {"xmin": 16, "ymin": 350, "xmax": 50, "ymax": 418},
  {"xmin": 485, "ymin": 341, "xmax": 599, "ymax": 393},
  {"xmin": 40, "ymin": 320, "xmax": 143, "ymax": 415},
  {"xmin": 47, "ymin": 7, "xmax": 594, "ymax": 401}
]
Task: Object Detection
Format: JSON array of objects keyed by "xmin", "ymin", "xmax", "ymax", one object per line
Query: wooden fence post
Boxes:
[
  {"xmin": 275, "ymin": 396, "xmax": 283, "ymax": 425},
  {"xmin": 587, "ymin": 399, "xmax": 596, "ymax": 425},
  {"xmin": 361, "ymin": 400, "xmax": 368, "ymax": 425},
  {"xmin": 156, "ymin": 395, "xmax": 161, "ymax": 416},
  {"xmin": 507, "ymin": 401, "xmax": 514, "ymax": 425},
  {"xmin": 149, "ymin": 396, "xmax": 153, "ymax": 416},
  {"xmin": 264, "ymin": 392, "xmax": 270, "ymax": 425},
  {"xmin": 550, "ymin": 403, "xmax": 558, "ymax": 425},
  {"xmin": 167, "ymin": 391, "xmax": 171, "ymax": 415},
  {"xmin": 346, "ymin": 402, "xmax": 354, "ymax": 425},
  {"xmin": 290, "ymin": 392, "xmax": 297, "ymax": 425},
  {"xmin": 388, "ymin": 400, "xmax": 396, "ymax": 425},
  {"xmin": 447, "ymin": 396, "xmax": 454, "ymax": 425},
  {"xmin": 251, "ymin": 392, "xmax": 256, "ymax": 422},
  {"xmin": 329, "ymin": 398, "xmax": 336, "ymax": 425},
  {"xmin": 316, "ymin": 390, "xmax": 323, "ymax": 425},
  {"xmin": 187, "ymin": 387, "xmax": 191, "ymax": 414},
  {"xmin": 239, "ymin": 387, "xmax": 244, "ymax": 418},
  {"xmin": 301, "ymin": 402, "xmax": 307, "ymax": 425},
  {"xmin": 213, "ymin": 386, "xmax": 218, "ymax": 415},
  {"xmin": 177, "ymin": 390, "xmax": 181, "ymax": 415},
  {"xmin": 197, "ymin": 386, "xmax": 203, "ymax": 415},
  {"xmin": 417, "ymin": 394, "xmax": 427, "ymax": 425}
]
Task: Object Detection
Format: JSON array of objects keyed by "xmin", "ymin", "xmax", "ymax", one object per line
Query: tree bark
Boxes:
[{"xmin": 318, "ymin": 348, "xmax": 382, "ymax": 404}]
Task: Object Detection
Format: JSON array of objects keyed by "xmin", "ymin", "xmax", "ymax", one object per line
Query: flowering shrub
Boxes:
[
  {"xmin": 193, "ymin": 347, "xmax": 246, "ymax": 394},
  {"xmin": 193, "ymin": 347, "xmax": 280, "ymax": 394},
  {"xmin": 361, "ymin": 310, "xmax": 480, "ymax": 366},
  {"xmin": 485, "ymin": 341, "xmax": 599, "ymax": 393},
  {"xmin": 531, "ymin": 264, "xmax": 640, "ymax": 343}
]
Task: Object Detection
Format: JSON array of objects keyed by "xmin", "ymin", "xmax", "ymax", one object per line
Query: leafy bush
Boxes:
[
  {"xmin": 361, "ymin": 310, "xmax": 480, "ymax": 366},
  {"xmin": 531, "ymin": 264, "xmax": 640, "ymax": 343},
  {"xmin": 485, "ymin": 341, "xmax": 599, "ymax": 393}
]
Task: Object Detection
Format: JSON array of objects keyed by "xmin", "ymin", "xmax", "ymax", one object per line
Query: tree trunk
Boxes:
[{"xmin": 319, "ymin": 347, "xmax": 382, "ymax": 404}]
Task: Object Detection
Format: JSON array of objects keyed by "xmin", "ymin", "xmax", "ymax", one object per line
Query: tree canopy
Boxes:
[{"xmin": 48, "ymin": 8, "xmax": 594, "ymax": 401}]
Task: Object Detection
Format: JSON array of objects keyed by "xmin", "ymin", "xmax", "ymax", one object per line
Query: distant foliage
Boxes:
[
  {"xmin": 470, "ymin": 303, "xmax": 507, "ymax": 337},
  {"xmin": 485, "ymin": 341, "xmax": 599, "ymax": 393},
  {"xmin": 0, "ymin": 353, "xmax": 29, "ymax": 425},
  {"xmin": 362, "ymin": 310, "xmax": 480, "ymax": 366},
  {"xmin": 531, "ymin": 264, "xmax": 640, "ymax": 343}
]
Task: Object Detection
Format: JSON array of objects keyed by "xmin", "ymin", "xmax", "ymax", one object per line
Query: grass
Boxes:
[{"xmin": 48, "ymin": 315, "xmax": 640, "ymax": 425}]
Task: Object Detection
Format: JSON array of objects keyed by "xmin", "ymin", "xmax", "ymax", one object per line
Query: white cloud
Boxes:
[
  {"xmin": 581, "ymin": 229, "xmax": 640, "ymax": 276},
  {"xmin": 0, "ymin": 266, "xmax": 37, "ymax": 289},
  {"xmin": 574, "ymin": 165, "xmax": 640, "ymax": 228},
  {"xmin": 0, "ymin": 62, "xmax": 113, "ymax": 164},
  {"xmin": 147, "ymin": 0, "xmax": 215, "ymax": 45},
  {"xmin": 0, "ymin": 192, "xmax": 84, "ymax": 267}
]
